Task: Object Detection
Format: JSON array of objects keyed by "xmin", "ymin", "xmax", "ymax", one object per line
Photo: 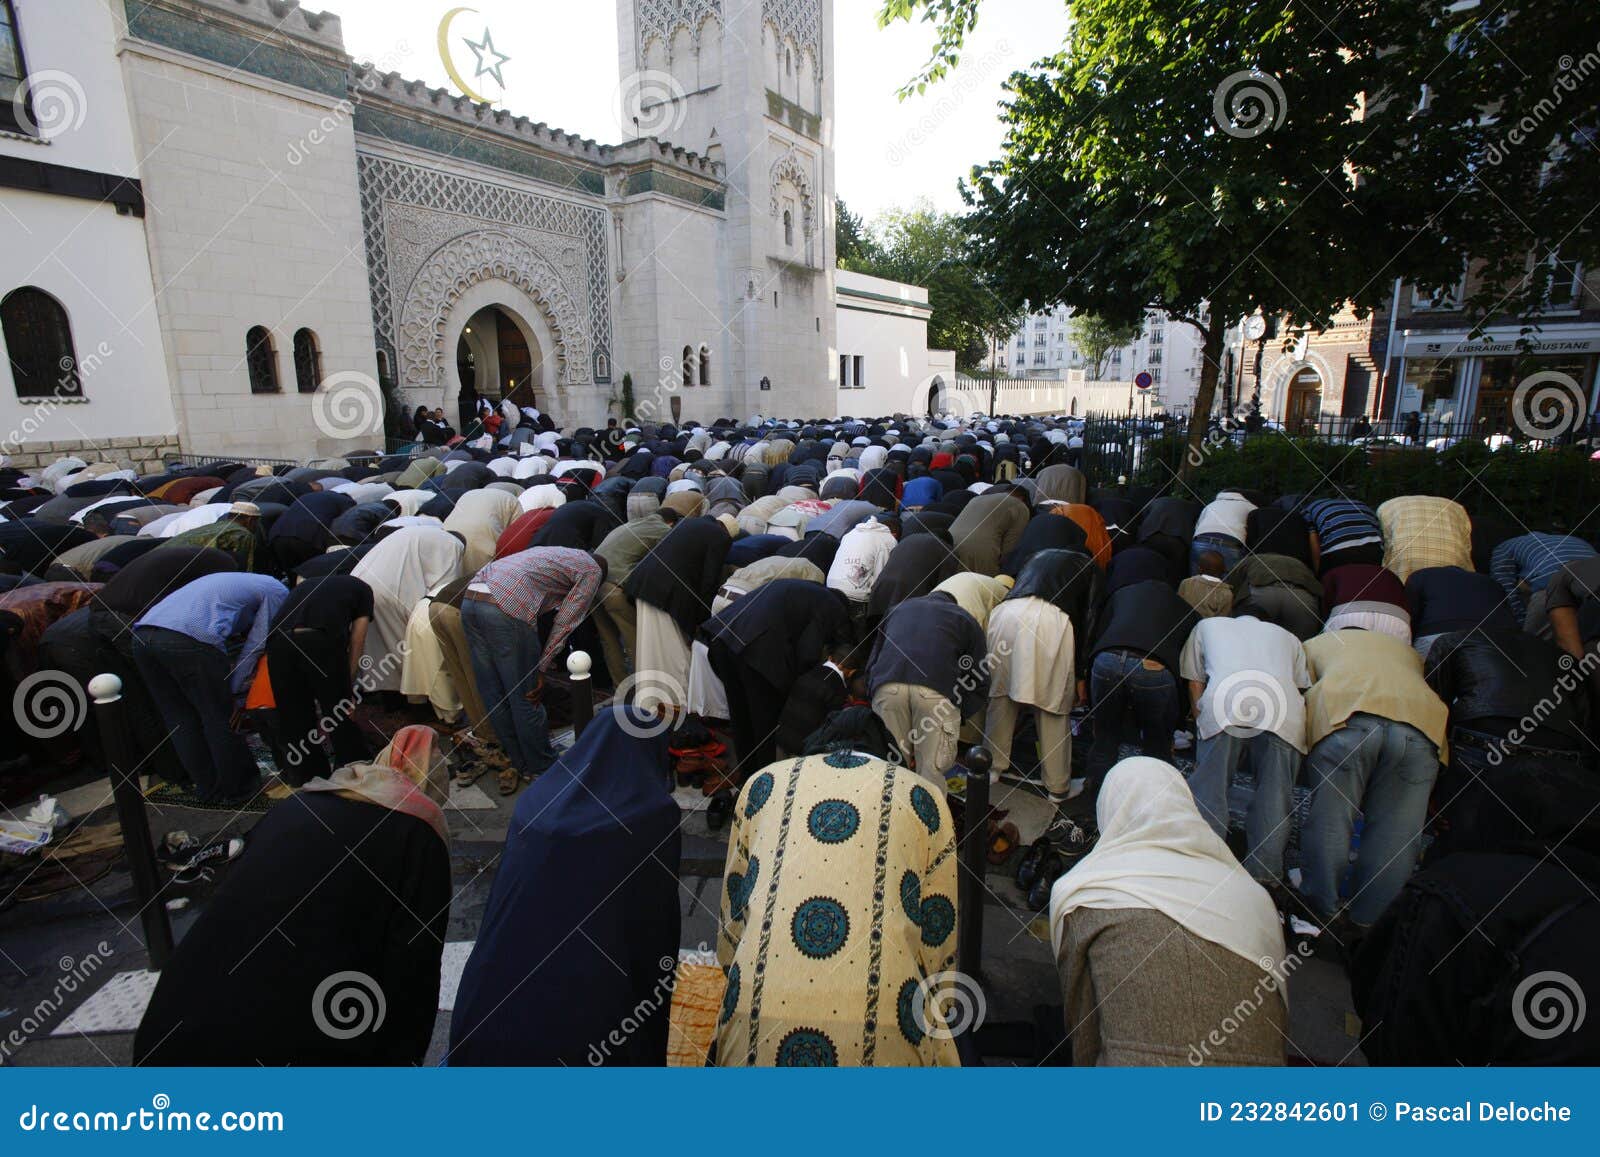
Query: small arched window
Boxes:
[
  {"xmin": 681, "ymin": 345, "xmax": 694, "ymax": 389},
  {"xmin": 698, "ymin": 344, "xmax": 711, "ymax": 387},
  {"xmin": 246, "ymin": 326, "xmax": 280, "ymax": 394},
  {"xmin": 375, "ymin": 348, "xmax": 392, "ymax": 387},
  {"xmin": 292, "ymin": 328, "xmax": 321, "ymax": 394},
  {"xmin": 785, "ymin": 48, "xmax": 792, "ymax": 76},
  {"xmin": 1, "ymin": 286, "xmax": 81, "ymax": 399},
  {"xmin": 783, "ymin": 209, "xmax": 794, "ymax": 248}
]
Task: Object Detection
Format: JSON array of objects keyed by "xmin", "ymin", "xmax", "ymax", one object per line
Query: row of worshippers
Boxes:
[{"xmin": 130, "ymin": 704, "xmax": 1598, "ymax": 1067}]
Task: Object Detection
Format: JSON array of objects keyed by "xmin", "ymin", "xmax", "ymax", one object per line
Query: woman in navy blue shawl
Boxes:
[{"xmin": 447, "ymin": 705, "xmax": 682, "ymax": 1066}]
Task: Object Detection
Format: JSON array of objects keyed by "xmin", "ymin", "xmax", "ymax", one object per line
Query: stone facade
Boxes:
[
  {"xmin": 0, "ymin": 436, "xmax": 183, "ymax": 474},
  {"xmin": 6, "ymin": 0, "xmax": 863, "ymax": 463}
]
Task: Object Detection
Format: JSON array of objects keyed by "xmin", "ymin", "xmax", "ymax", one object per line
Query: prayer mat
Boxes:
[{"xmin": 143, "ymin": 781, "xmax": 284, "ymax": 814}]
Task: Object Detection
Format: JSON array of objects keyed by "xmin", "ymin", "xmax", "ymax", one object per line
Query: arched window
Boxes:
[
  {"xmin": 292, "ymin": 328, "xmax": 321, "ymax": 394},
  {"xmin": 375, "ymin": 348, "xmax": 392, "ymax": 387},
  {"xmin": 681, "ymin": 345, "xmax": 694, "ymax": 389},
  {"xmin": 785, "ymin": 48, "xmax": 792, "ymax": 76},
  {"xmin": 246, "ymin": 326, "xmax": 280, "ymax": 394},
  {"xmin": 1, "ymin": 287, "xmax": 81, "ymax": 399},
  {"xmin": 698, "ymin": 344, "xmax": 711, "ymax": 387},
  {"xmin": 783, "ymin": 209, "xmax": 794, "ymax": 248}
]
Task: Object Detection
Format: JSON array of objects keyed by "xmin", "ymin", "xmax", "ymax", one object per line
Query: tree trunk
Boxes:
[{"xmin": 1181, "ymin": 317, "xmax": 1229, "ymax": 480}]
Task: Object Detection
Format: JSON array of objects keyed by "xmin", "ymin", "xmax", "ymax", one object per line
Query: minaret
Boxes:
[{"xmin": 617, "ymin": 1, "xmax": 836, "ymax": 417}]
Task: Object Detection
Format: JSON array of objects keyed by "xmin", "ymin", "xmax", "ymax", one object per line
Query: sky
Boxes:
[{"xmin": 324, "ymin": 0, "xmax": 1070, "ymax": 223}]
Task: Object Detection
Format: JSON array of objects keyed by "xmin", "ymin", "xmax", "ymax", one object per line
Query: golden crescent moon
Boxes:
[{"xmin": 437, "ymin": 6, "xmax": 495, "ymax": 104}]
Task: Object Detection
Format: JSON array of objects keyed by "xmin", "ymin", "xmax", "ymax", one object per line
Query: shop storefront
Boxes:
[{"xmin": 1394, "ymin": 327, "xmax": 1600, "ymax": 435}]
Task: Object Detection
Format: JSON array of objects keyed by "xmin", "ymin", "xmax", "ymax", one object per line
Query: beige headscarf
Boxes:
[
  {"xmin": 300, "ymin": 725, "xmax": 452, "ymax": 846},
  {"xmin": 1049, "ymin": 758, "xmax": 1285, "ymax": 973}
]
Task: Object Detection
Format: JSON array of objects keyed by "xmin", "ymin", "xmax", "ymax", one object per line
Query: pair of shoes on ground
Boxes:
[{"xmin": 1016, "ymin": 814, "xmax": 1098, "ymax": 910}]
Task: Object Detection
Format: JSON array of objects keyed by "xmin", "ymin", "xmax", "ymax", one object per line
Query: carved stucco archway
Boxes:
[
  {"xmin": 398, "ymin": 230, "xmax": 592, "ymax": 410},
  {"xmin": 768, "ymin": 149, "xmax": 816, "ymax": 238}
]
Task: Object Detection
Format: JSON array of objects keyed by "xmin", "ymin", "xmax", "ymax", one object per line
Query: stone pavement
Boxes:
[{"xmin": 0, "ymin": 735, "xmax": 1366, "ymax": 1067}]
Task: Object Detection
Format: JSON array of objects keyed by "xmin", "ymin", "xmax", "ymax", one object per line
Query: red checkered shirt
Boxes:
[{"xmin": 475, "ymin": 546, "xmax": 602, "ymax": 671}]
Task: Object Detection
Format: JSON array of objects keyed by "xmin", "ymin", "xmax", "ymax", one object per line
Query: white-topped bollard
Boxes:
[
  {"xmin": 90, "ymin": 672, "xmax": 173, "ymax": 967},
  {"xmin": 566, "ymin": 650, "xmax": 594, "ymax": 738}
]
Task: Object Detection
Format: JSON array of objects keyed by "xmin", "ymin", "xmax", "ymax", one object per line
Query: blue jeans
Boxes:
[
  {"xmin": 461, "ymin": 598, "xmax": 558, "ymax": 779},
  {"xmin": 1189, "ymin": 730, "xmax": 1302, "ymax": 883},
  {"xmin": 1302, "ymin": 713, "xmax": 1439, "ymax": 926},
  {"xmin": 1088, "ymin": 651, "xmax": 1180, "ymax": 790},
  {"xmin": 1190, "ymin": 533, "xmax": 1244, "ymax": 576}
]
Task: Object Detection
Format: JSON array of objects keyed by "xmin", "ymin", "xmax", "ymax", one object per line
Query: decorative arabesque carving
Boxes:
[
  {"xmin": 357, "ymin": 153, "xmax": 612, "ymax": 387},
  {"xmin": 398, "ymin": 231, "xmax": 591, "ymax": 390},
  {"xmin": 769, "ymin": 148, "xmax": 816, "ymax": 236},
  {"xmin": 638, "ymin": 0, "xmax": 722, "ymax": 54},
  {"xmin": 763, "ymin": 0, "xmax": 822, "ymax": 77}
]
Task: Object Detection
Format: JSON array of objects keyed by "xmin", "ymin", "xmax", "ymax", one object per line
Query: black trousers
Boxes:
[
  {"xmin": 88, "ymin": 609, "xmax": 188, "ymax": 784},
  {"xmin": 133, "ymin": 628, "xmax": 258, "ymax": 802},
  {"xmin": 709, "ymin": 641, "xmax": 785, "ymax": 781},
  {"xmin": 266, "ymin": 628, "xmax": 367, "ymax": 785}
]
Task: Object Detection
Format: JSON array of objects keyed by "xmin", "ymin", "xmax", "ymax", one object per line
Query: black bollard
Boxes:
[
  {"xmin": 566, "ymin": 650, "xmax": 594, "ymax": 738},
  {"xmin": 89, "ymin": 673, "xmax": 174, "ymax": 970},
  {"xmin": 957, "ymin": 744, "xmax": 992, "ymax": 982}
]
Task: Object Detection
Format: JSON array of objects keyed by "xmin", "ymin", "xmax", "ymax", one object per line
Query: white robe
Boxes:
[{"xmin": 350, "ymin": 526, "xmax": 464, "ymax": 692}]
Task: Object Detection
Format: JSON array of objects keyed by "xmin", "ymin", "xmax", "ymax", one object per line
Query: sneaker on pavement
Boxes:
[
  {"xmin": 165, "ymin": 837, "xmax": 245, "ymax": 874},
  {"xmin": 1045, "ymin": 814, "xmax": 1096, "ymax": 860},
  {"xmin": 1172, "ymin": 729, "xmax": 1194, "ymax": 752}
]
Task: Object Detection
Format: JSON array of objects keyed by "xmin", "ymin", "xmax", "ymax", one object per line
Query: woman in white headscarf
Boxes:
[
  {"xmin": 1049, "ymin": 757, "xmax": 1289, "ymax": 1066},
  {"xmin": 351, "ymin": 525, "xmax": 464, "ymax": 690}
]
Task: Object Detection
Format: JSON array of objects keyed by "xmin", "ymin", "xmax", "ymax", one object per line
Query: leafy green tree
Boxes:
[
  {"xmin": 850, "ymin": 202, "xmax": 1013, "ymax": 373},
  {"xmin": 1068, "ymin": 314, "xmax": 1141, "ymax": 381},
  {"xmin": 836, "ymin": 198, "xmax": 879, "ymax": 269},
  {"xmin": 878, "ymin": 0, "xmax": 1594, "ymax": 471}
]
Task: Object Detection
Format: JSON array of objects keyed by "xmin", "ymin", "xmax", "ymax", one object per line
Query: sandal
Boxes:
[
  {"xmin": 986, "ymin": 820, "xmax": 1021, "ymax": 866},
  {"xmin": 496, "ymin": 767, "xmax": 521, "ymax": 796}
]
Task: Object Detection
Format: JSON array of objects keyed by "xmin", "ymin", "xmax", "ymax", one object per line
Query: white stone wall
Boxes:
[
  {"xmin": 835, "ymin": 270, "xmax": 945, "ymax": 418},
  {"xmin": 120, "ymin": 41, "xmax": 379, "ymax": 459},
  {"xmin": 0, "ymin": 0, "xmax": 179, "ymax": 456}
]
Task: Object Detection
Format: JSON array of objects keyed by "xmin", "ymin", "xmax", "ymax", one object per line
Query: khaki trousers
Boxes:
[
  {"xmin": 872, "ymin": 682, "xmax": 960, "ymax": 790},
  {"xmin": 592, "ymin": 581, "xmax": 637, "ymax": 684},
  {"xmin": 429, "ymin": 601, "xmax": 488, "ymax": 733},
  {"xmin": 983, "ymin": 697, "xmax": 1073, "ymax": 797}
]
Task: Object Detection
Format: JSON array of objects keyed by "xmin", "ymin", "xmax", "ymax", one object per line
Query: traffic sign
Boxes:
[{"xmin": 1135, "ymin": 371, "xmax": 1154, "ymax": 391}]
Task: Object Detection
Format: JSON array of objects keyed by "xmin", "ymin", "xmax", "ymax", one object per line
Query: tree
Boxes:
[
  {"xmin": 1068, "ymin": 314, "xmax": 1141, "ymax": 381},
  {"xmin": 850, "ymin": 202, "xmax": 1014, "ymax": 373},
  {"xmin": 879, "ymin": 0, "xmax": 1595, "ymax": 472},
  {"xmin": 835, "ymin": 198, "xmax": 879, "ymax": 269}
]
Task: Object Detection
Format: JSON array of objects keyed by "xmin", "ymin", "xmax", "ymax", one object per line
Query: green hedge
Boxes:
[{"xmin": 1135, "ymin": 436, "xmax": 1600, "ymax": 537}]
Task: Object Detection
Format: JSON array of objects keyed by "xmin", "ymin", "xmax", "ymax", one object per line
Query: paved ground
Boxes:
[{"xmin": 0, "ymin": 723, "xmax": 1366, "ymax": 1067}]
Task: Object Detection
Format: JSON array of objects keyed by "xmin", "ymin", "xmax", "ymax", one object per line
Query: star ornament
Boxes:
[{"xmin": 463, "ymin": 27, "xmax": 511, "ymax": 89}]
